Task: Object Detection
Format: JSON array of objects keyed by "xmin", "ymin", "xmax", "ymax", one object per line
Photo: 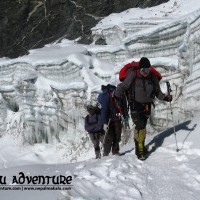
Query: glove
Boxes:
[
  {"xmin": 164, "ymin": 94, "xmax": 172, "ymax": 102},
  {"xmin": 103, "ymin": 124, "xmax": 108, "ymax": 132}
]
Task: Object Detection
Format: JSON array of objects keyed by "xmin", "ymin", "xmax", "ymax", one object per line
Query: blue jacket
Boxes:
[{"xmin": 98, "ymin": 89, "xmax": 111, "ymax": 124}]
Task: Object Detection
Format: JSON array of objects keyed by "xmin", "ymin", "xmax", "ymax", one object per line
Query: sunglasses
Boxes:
[{"xmin": 140, "ymin": 68, "xmax": 150, "ymax": 73}]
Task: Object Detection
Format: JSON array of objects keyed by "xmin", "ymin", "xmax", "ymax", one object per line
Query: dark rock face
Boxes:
[{"xmin": 0, "ymin": 0, "xmax": 169, "ymax": 58}]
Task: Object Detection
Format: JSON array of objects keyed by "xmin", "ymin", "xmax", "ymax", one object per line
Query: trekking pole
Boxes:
[{"xmin": 166, "ymin": 81, "xmax": 179, "ymax": 152}]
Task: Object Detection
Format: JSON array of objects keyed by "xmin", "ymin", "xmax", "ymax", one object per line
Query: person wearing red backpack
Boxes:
[{"xmin": 115, "ymin": 57, "xmax": 172, "ymax": 160}]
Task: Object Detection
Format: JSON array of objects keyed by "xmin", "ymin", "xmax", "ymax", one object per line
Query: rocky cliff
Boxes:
[{"xmin": 0, "ymin": 0, "xmax": 168, "ymax": 58}]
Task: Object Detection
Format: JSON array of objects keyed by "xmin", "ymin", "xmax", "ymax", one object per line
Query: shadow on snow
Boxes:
[{"xmin": 146, "ymin": 120, "xmax": 197, "ymax": 157}]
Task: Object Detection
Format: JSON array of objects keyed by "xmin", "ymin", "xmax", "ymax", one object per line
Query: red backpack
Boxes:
[{"xmin": 119, "ymin": 61, "xmax": 162, "ymax": 82}]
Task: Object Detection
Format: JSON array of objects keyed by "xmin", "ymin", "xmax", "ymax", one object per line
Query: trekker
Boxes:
[
  {"xmin": 115, "ymin": 57, "xmax": 172, "ymax": 160},
  {"xmin": 84, "ymin": 104, "xmax": 105, "ymax": 159},
  {"xmin": 98, "ymin": 84, "xmax": 128, "ymax": 156}
]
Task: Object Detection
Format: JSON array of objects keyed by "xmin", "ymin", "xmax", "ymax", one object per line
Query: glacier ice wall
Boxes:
[{"xmin": 0, "ymin": 52, "xmax": 112, "ymax": 161}]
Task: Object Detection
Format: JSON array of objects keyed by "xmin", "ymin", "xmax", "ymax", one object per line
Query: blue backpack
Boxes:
[{"xmin": 98, "ymin": 84, "xmax": 124, "ymax": 124}]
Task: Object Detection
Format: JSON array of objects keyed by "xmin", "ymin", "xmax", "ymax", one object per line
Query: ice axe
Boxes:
[{"xmin": 166, "ymin": 81, "xmax": 179, "ymax": 152}]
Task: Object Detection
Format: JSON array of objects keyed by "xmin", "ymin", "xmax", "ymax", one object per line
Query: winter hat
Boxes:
[
  {"xmin": 139, "ymin": 57, "xmax": 151, "ymax": 68},
  {"xmin": 86, "ymin": 105, "xmax": 96, "ymax": 112},
  {"xmin": 101, "ymin": 84, "xmax": 116, "ymax": 91}
]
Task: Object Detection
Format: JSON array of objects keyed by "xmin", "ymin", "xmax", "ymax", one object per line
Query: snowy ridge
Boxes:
[
  {"xmin": 90, "ymin": 9, "xmax": 200, "ymax": 64},
  {"xmin": 92, "ymin": 18, "xmax": 169, "ymax": 45}
]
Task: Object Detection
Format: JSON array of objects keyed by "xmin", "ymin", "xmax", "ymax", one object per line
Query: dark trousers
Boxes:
[
  {"xmin": 131, "ymin": 111, "xmax": 149, "ymax": 130},
  {"xmin": 130, "ymin": 101, "xmax": 151, "ymax": 130},
  {"xmin": 89, "ymin": 132, "xmax": 104, "ymax": 158},
  {"xmin": 103, "ymin": 120, "xmax": 122, "ymax": 156}
]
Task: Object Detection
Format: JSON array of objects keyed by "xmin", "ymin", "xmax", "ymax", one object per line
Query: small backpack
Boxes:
[{"xmin": 119, "ymin": 61, "xmax": 162, "ymax": 82}]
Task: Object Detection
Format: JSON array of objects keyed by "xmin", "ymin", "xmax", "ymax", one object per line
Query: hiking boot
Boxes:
[
  {"xmin": 103, "ymin": 152, "xmax": 109, "ymax": 157},
  {"xmin": 137, "ymin": 153, "xmax": 145, "ymax": 160},
  {"xmin": 96, "ymin": 153, "xmax": 101, "ymax": 159},
  {"xmin": 95, "ymin": 151, "xmax": 101, "ymax": 159},
  {"xmin": 112, "ymin": 152, "xmax": 120, "ymax": 156}
]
